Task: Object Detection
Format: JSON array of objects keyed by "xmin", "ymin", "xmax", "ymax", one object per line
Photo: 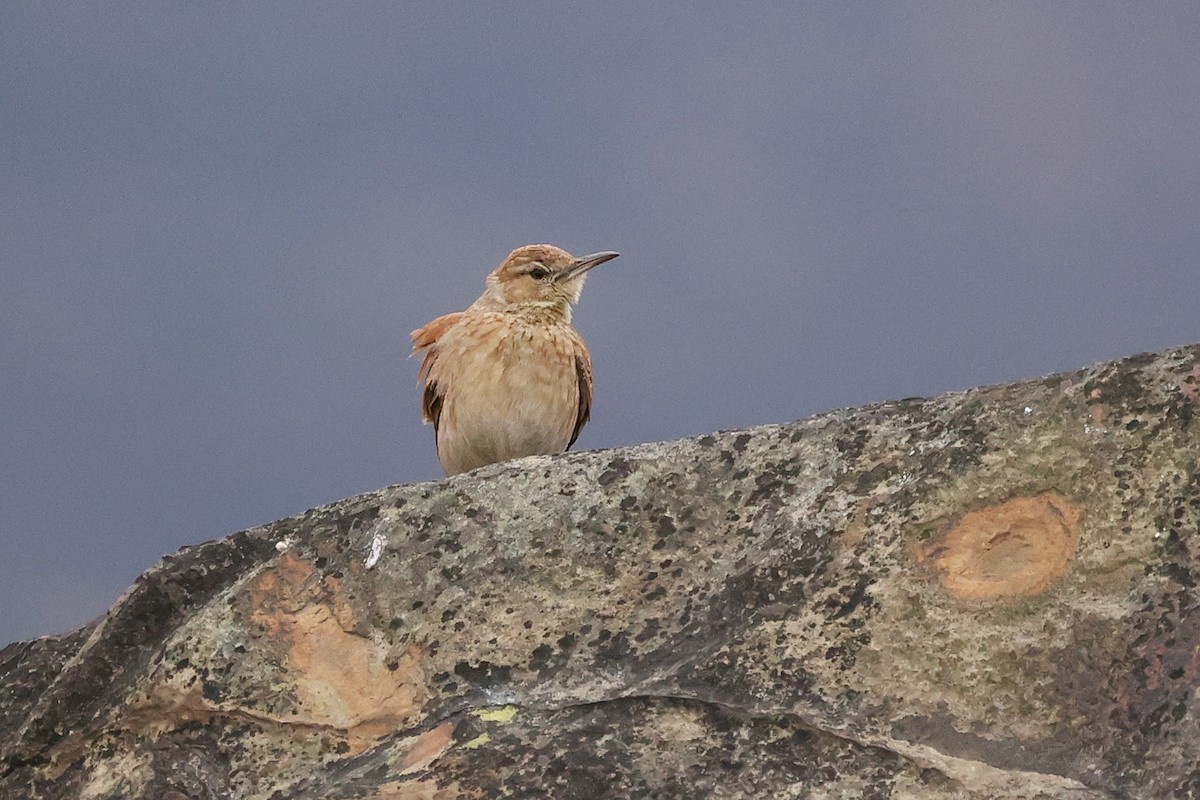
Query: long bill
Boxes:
[{"xmin": 555, "ymin": 251, "xmax": 620, "ymax": 283}]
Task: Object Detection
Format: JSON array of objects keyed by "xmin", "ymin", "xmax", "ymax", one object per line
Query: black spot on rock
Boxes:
[{"xmin": 453, "ymin": 660, "xmax": 512, "ymax": 689}]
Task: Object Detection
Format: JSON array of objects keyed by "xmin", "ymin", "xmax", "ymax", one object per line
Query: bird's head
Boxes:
[{"xmin": 480, "ymin": 244, "xmax": 619, "ymax": 315}]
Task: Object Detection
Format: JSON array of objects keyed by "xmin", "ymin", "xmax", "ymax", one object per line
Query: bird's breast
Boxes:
[{"xmin": 433, "ymin": 314, "xmax": 587, "ymax": 473}]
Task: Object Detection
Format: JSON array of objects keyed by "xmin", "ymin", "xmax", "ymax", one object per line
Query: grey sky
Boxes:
[{"xmin": 3, "ymin": 4, "xmax": 1198, "ymax": 645}]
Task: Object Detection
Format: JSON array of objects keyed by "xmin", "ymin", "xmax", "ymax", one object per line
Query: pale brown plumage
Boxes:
[{"xmin": 411, "ymin": 244, "xmax": 618, "ymax": 476}]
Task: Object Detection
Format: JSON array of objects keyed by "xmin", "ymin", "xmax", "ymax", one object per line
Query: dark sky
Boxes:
[{"xmin": 3, "ymin": 5, "xmax": 1198, "ymax": 645}]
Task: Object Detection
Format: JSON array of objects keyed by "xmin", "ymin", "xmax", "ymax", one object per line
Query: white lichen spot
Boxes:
[
  {"xmin": 481, "ymin": 688, "xmax": 517, "ymax": 706},
  {"xmin": 364, "ymin": 528, "xmax": 387, "ymax": 569},
  {"xmin": 359, "ymin": 509, "xmax": 402, "ymax": 569},
  {"xmin": 1023, "ymin": 406, "xmax": 1034, "ymax": 416}
]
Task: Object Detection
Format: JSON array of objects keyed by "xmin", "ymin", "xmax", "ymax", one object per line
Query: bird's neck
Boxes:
[
  {"xmin": 470, "ymin": 287, "xmax": 573, "ymax": 323},
  {"xmin": 511, "ymin": 299, "xmax": 572, "ymax": 324}
]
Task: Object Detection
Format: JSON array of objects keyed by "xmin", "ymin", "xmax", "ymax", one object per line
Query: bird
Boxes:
[{"xmin": 411, "ymin": 244, "xmax": 620, "ymax": 476}]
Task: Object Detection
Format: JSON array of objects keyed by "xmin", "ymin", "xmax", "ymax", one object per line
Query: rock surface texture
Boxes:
[{"xmin": 3, "ymin": 344, "xmax": 1200, "ymax": 799}]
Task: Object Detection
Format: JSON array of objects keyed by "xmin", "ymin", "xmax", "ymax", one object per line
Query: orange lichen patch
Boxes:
[
  {"xmin": 247, "ymin": 550, "xmax": 324, "ymax": 628},
  {"xmin": 919, "ymin": 494, "xmax": 1084, "ymax": 602},
  {"xmin": 1180, "ymin": 362, "xmax": 1200, "ymax": 407},
  {"xmin": 831, "ymin": 499, "xmax": 876, "ymax": 573},
  {"xmin": 365, "ymin": 779, "xmax": 473, "ymax": 800},
  {"xmin": 43, "ymin": 734, "xmax": 87, "ymax": 781},
  {"xmin": 243, "ymin": 551, "xmax": 428, "ymax": 749},
  {"xmin": 1086, "ymin": 387, "xmax": 1109, "ymax": 427},
  {"xmin": 397, "ymin": 721, "xmax": 457, "ymax": 774}
]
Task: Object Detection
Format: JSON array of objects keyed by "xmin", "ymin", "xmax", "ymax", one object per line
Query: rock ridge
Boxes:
[{"xmin": 2, "ymin": 344, "xmax": 1198, "ymax": 799}]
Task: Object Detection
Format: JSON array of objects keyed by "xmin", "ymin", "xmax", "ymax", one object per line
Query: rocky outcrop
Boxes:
[{"xmin": 2, "ymin": 344, "xmax": 1198, "ymax": 799}]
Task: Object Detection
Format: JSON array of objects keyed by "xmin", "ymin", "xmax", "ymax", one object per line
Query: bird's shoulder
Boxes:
[{"xmin": 410, "ymin": 311, "xmax": 466, "ymax": 351}]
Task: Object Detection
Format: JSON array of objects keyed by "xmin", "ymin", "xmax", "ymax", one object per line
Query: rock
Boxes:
[{"xmin": 2, "ymin": 344, "xmax": 1198, "ymax": 799}]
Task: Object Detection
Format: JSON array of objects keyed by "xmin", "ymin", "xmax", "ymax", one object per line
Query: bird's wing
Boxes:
[
  {"xmin": 568, "ymin": 348, "xmax": 593, "ymax": 449},
  {"xmin": 410, "ymin": 312, "xmax": 464, "ymax": 429}
]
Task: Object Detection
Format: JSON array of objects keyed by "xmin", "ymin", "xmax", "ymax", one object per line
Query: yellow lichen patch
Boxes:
[
  {"xmin": 471, "ymin": 705, "xmax": 518, "ymax": 723},
  {"xmin": 463, "ymin": 733, "xmax": 491, "ymax": 750},
  {"xmin": 919, "ymin": 493, "xmax": 1084, "ymax": 602}
]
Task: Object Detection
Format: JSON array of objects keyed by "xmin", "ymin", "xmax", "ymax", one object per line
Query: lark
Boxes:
[{"xmin": 411, "ymin": 244, "xmax": 619, "ymax": 475}]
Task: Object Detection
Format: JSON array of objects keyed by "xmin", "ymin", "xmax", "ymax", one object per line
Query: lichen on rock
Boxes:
[{"xmin": 2, "ymin": 344, "xmax": 1198, "ymax": 799}]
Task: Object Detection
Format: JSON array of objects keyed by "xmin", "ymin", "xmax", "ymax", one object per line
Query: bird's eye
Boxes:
[{"xmin": 528, "ymin": 267, "xmax": 550, "ymax": 280}]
